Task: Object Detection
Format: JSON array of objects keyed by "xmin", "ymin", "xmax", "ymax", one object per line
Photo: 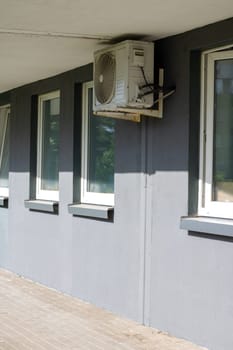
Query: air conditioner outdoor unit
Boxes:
[{"xmin": 93, "ymin": 40, "xmax": 154, "ymax": 112}]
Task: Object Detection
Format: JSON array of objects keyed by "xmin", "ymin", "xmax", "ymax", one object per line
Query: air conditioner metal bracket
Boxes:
[{"xmin": 94, "ymin": 69, "xmax": 173, "ymax": 123}]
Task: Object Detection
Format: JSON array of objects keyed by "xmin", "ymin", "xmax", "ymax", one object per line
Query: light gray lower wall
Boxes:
[
  {"xmin": 1, "ymin": 17, "xmax": 233, "ymax": 350},
  {"xmin": 0, "ymin": 209, "xmax": 8, "ymax": 266}
]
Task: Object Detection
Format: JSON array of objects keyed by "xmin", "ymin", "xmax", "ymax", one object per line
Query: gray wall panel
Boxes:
[{"xmin": 148, "ymin": 19, "xmax": 233, "ymax": 350}]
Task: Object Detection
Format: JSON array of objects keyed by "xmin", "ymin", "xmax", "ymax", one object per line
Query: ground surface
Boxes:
[{"xmin": 0, "ymin": 269, "xmax": 206, "ymax": 350}]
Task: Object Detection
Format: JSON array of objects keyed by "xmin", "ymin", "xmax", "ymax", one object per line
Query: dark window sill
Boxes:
[
  {"xmin": 24, "ymin": 199, "xmax": 59, "ymax": 214},
  {"xmin": 68, "ymin": 203, "xmax": 114, "ymax": 220},
  {"xmin": 180, "ymin": 216, "xmax": 233, "ymax": 237},
  {"xmin": 0, "ymin": 196, "xmax": 8, "ymax": 208}
]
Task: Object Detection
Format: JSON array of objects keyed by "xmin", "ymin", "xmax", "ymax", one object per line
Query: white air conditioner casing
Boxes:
[{"xmin": 93, "ymin": 40, "xmax": 154, "ymax": 111}]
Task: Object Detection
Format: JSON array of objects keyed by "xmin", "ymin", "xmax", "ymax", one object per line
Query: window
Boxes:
[
  {"xmin": 36, "ymin": 91, "xmax": 60, "ymax": 201},
  {"xmin": 0, "ymin": 105, "xmax": 10, "ymax": 197},
  {"xmin": 81, "ymin": 82, "xmax": 115, "ymax": 206},
  {"xmin": 199, "ymin": 49, "xmax": 233, "ymax": 219}
]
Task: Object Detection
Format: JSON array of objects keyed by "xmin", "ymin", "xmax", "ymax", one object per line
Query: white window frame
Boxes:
[
  {"xmin": 36, "ymin": 91, "xmax": 60, "ymax": 201},
  {"xmin": 81, "ymin": 82, "xmax": 114, "ymax": 206},
  {"xmin": 198, "ymin": 49, "xmax": 233, "ymax": 219},
  {"xmin": 0, "ymin": 104, "xmax": 10, "ymax": 197}
]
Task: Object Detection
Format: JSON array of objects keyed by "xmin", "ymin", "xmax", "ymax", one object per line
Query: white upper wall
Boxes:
[{"xmin": 1, "ymin": 0, "xmax": 233, "ymax": 92}]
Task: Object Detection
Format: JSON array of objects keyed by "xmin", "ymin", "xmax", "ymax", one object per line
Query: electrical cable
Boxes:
[{"xmin": 140, "ymin": 67, "xmax": 153, "ymax": 92}]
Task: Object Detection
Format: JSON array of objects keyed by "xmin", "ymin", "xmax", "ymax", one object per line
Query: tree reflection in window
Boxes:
[{"xmin": 87, "ymin": 88, "xmax": 115, "ymax": 194}]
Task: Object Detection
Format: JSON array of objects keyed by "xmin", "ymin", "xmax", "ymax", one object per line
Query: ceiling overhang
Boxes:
[{"xmin": 1, "ymin": 0, "xmax": 233, "ymax": 93}]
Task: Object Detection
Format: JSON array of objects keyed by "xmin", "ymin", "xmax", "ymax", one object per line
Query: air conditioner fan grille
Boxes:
[{"xmin": 94, "ymin": 53, "xmax": 116, "ymax": 104}]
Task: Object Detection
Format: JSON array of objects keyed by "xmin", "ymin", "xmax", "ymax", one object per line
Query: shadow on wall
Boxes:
[
  {"xmin": 189, "ymin": 231, "xmax": 233, "ymax": 243},
  {"xmin": 2, "ymin": 55, "xmax": 188, "ymax": 176}
]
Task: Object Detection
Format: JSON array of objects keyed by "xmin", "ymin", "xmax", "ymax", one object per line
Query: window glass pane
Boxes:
[
  {"xmin": 0, "ymin": 108, "xmax": 9, "ymax": 188},
  {"xmin": 87, "ymin": 88, "xmax": 115, "ymax": 193},
  {"xmin": 41, "ymin": 97, "xmax": 60, "ymax": 191},
  {"xmin": 213, "ymin": 59, "xmax": 233, "ymax": 202}
]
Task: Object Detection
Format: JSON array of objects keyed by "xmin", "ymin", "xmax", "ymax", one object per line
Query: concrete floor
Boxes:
[{"xmin": 0, "ymin": 269, "xmax": 205, "ymax": 350}]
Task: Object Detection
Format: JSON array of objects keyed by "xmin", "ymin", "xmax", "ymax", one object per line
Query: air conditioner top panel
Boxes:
[{"xmin": 94, "ymin": 40, "xmax": 154, "ymax": 57}]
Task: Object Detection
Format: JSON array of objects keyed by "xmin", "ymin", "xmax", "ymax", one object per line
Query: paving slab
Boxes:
[{"xmin": 0, "ymin": 269, "xmax": 206, "ymax": 350}]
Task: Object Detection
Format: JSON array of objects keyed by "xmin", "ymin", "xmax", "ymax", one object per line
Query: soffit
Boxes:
[{"xmin": 0, "ymin": 0, "xmax": 233, "ymax": 92}]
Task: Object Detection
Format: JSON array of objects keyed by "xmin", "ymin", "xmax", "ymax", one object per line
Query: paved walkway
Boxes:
[{"xmin": 0, "ymin": 269, "xmax": 206, "ymax": 350}]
